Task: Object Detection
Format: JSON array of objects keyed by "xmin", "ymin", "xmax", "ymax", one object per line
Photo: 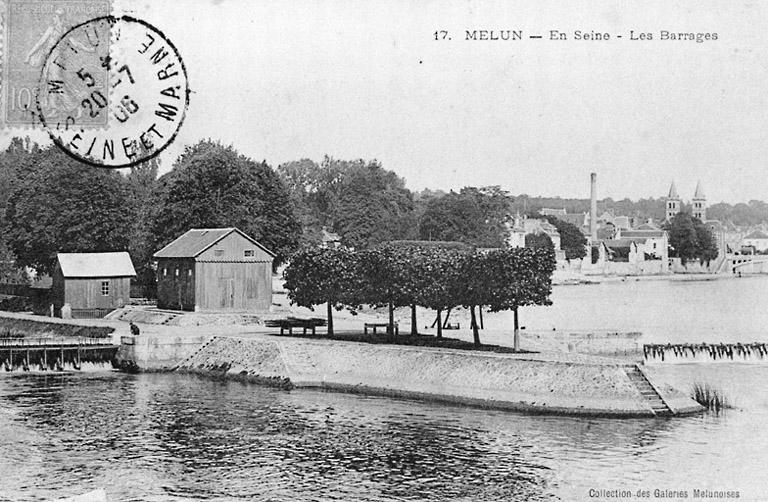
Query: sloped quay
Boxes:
[{"xmin": 168, "ymin": 335, "xmax": 704, "ymax": 418}]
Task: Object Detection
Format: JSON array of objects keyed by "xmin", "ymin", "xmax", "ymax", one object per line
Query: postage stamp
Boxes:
[
  {"xmin": 37, "ymin": 15, "xmax": 190, "ymax": 168},
  {"xmin": 3, "ymin": 0, "xmax": 110, "ymax": 127}
]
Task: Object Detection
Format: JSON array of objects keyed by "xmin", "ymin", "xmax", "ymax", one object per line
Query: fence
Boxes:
[
  {"xmin": 0, "ymin": 283, "xmax": 32, "ymax": 297},
  {"xmin": 71, "ymin": 308, "xmax": 115, "ymax": 319}
]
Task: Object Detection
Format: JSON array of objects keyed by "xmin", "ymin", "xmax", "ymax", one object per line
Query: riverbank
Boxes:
[
  {"xmin": 0, "ymin": 310, "xmax": 703, "ymax": 417},
  {"xmin": 161, "ymin": 333, "xmax": 702, "ymax": 417},
  {"xmin": 0, "ymin": 311, "xmax": 116, "ymax": 339}
]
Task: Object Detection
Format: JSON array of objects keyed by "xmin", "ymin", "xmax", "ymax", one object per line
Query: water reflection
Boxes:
[{"xmin": 1, "ymin": 371, "xmax": 735, "ymax": 502}]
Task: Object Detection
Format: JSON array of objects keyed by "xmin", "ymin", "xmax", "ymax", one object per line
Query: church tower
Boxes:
[
  {"xmin": 692, "ymin": 181, "xmax": 706, "ymax": 221},
  {"xmin": 666, "ymin": 181, "xmax": 681, "ymax": 221}
]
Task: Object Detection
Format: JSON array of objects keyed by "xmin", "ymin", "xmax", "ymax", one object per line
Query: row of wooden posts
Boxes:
[
  {"xmin": 0, "ymin": 345, "xmax": 117, "ymax": 372},
  {"xmin": 644, "ymin": 343, "xmax": 768, "ymax": 361}
]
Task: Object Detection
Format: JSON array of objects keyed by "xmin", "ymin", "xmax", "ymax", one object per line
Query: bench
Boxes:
[
  {"xmin": 265, "ymin": 317, "xmax": 327, "ymax": 335},
  {"xmin": 364, "ymin": 322, "xmax": 398, "ymax": 335}
]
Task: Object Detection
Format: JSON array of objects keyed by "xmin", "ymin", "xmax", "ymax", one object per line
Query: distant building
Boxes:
[
  {"xmin": 666, "ymin": 182, "xmax": 681, "ymax": 221},
  {"xmin": 613, "ymin": 216, "xmax": 632, "ymax": 231},
  {"xmin": 320, "ymin": 227, "xmax": 341, "ymax": 249},
  {"xmin": 742, "ymin": 230, "xmax": 768, "ymax": 252},
  {"xmin": 619, "ymin": 224, "xmax": 669, "ymax": 263},
  {"xmin": 540, "ymin": 208, "xmax": 567, "ymax": 217},
  {"xmin": 542, "ymin": 209, "xmax": 590, "ymax": 236},
  {"xmin": 523, "ymin": 218, "xmax": 561, "ymax": 250},
  {"xmin": 692, "ymin": 181, "xmax": 707, "ymax": 221},
  {"xmin": 666, "ymin": 180, "xmax": 707, "ymax": 221},
  {"xmin": 153, "ymin": 227, "xmax": 274, "ymax": 312},
  {"xmin": 506, "ymin": 215, "xmax": 527, "ymax": 248},
  {"xmin": 603, "ymin": 239, "xmax": 642, "ymax": 264},
  {"xmin": 52, "ymin": 252, "xmax": 136, "ymax": 318}
]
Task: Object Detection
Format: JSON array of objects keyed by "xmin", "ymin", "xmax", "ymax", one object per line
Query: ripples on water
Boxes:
[
  {"xmin": 0, "ymin": 372, "xmax": 560, "ymax": 501},
  {"xmin": 0, "ymin": 366, "xmax": 765, "ymax": 502},
  {"xmin": 2, "ymin": 279, "xmax": 768, "ymax": 501}
]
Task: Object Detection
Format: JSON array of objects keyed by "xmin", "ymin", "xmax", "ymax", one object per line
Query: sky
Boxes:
[{"xmin": 3, "ymin": 0, "xmax": 768, "ymax": 203}]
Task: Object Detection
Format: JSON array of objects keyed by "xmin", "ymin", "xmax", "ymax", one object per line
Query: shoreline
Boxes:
[
  {"xmin": 159, "ymin": 334, "xmax": 703, "ymax": 418},
  {"xmin": 0, "ymin": 310, "xmax": 705, "ymax": 418}
]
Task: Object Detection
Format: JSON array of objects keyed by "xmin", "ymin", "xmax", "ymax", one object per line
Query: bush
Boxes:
[{"xmin": 691, "ymin": 382, "xmax": 731, "ymax": 412}]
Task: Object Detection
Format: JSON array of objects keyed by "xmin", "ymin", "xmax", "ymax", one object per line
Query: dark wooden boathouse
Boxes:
[
  {"xmin": 153, "ymin": 227, "xmax": 274, "ymax": 312},
  {"xmin": 52, "ymin": 252, "xmax": 136, "ymax": 318}
]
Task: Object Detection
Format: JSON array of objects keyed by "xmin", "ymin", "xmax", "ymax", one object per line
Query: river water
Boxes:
[{"xmin": 1, "ymin": 277, "xmax": 767, "ymax": 501}]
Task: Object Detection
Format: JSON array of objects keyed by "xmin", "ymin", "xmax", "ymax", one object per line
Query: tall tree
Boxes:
[
  {"xmin": 544, "ymin": 216, "xmax": 587, "ymax": 260},
  {"xmin": 665, "ymin": 212, "xmax": 700, "ymax": 266},
  {"xmin": 355, "ymin": 246, "xmax": 417, "ymax": 335},
  {"xmin": 333, "ymin": 160, "xmax": 417, "ymax": 249},
  {"xmin": 694, "ymin": 219, "xmax": 719, "ymax": 265},
  {"xmin": 4, "ymin": 146, "xmax": 133, "ymax": 273},
  {"xmin": 418, "ymin": 186, "xmax": 512, "ymax": 247},
  {"xmin": 283, "ymin": 247, "xmax": 360, "ymax": 335},
  {"xmin": 278, "ymin": 156, "xmax": 416, "ymax": 248},
  {"xmin": 152, "ymin": 140, "xmax": 301, "ymax": 267},
  {"xmin": 0, "ymin": 137, "xmax": 40, "ymax": 227},
  {"xmin": 125, "ymin": 154, "xmax": 161, "ymax": 295},
  {"xmin": 378, "ymin": 241, "xmax": 471, "ymax": 336},
  {"xmin": 457, "ymin": 248, "xmax": 556, "ymax": 349},
  {"xmin": 413, "ymin": 247, "xmax": 466, "ymax": 338},
  {"xmin": 525, "ymin": 232, "xmax": 553, "ymax": 251}
]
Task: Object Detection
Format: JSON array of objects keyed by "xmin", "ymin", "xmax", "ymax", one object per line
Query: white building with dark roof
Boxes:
[
  {"xmin": 52, "ymin": 252, "xmax": 136, "ymax": 318},
  {"xmin": 742, "ymin": 230, "xmax": 768, "ymax": 252}
]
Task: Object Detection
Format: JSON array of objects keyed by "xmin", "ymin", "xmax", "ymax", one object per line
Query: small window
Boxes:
[
  {"xmin": 101, "ymin": 281, "xmax": 109, "ymax": 296},
  {"xmin": 188, "ymin": 269, "xmax": 192, "ymax": 276},
  {"xmin": 244, "ymin": 249, "xmax": 255, "ymax": 257},
  {"xmin": 214, "ymin": 249, "xmax": 224, "ymax": 257},
  {"xmin": 163, "ymin": 268, "xmax": 167, "ymax": 276},
  {"xmin": 175, "ymin": 268, "xmax": 179, "ymax": 276}
]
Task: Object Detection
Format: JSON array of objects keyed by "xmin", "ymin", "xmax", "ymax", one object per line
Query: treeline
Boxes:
[
  {"xmin": 0, "ymin": 136, "xmax": 743, "ymax": 291},
  {"xmin": 284, "ymin": 243, "xmax": 556, "ymax": 348},
  {"xmin": 0, "ymin": 138, "xmax": 299, "ymax": 290},
  {"xmin": 278, "ymin": 158, "xmax": 514, "ymax": 249}
]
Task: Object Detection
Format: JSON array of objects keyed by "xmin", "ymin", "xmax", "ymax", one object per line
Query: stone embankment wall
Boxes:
[
  {"xmin": 173, "ymin": 336, "xmax": 700, "ymax": 417},
  {"xmin": 522, "ymin": 331, "xmax": 643, "ymax": 358},
  {"xmin": 116, "ymin": 333, "xmax": 211, "ymax": 372}
]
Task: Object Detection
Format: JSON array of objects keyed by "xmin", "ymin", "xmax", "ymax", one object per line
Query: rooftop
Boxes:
[
  {"xmin": 744, "ymin": 230, "xmax": 768, "ymax": 240},
  {"xmin": 154, "ymin": 228, "xmax": 275, "ymax": 259},
  {"xmin": 57, "ymin": 252, "xmax": 136, "ymax": 278}
]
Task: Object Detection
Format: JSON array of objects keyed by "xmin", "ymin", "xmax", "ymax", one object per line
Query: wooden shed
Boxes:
[
  {"xmin": 153, "ymin": 227, "xmax": 274, "ymax": 312},
  {"xmin": 52, "ymin": 252, "xmax": 136, "ymax": 318}
]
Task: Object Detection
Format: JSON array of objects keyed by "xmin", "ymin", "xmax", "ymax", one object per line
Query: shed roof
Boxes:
[
  {"xmin": 57, "ymin": 252, "xmax": 136, "ymax": 278},
  {"xmin": 744, "ymin": 230, "xmax": 768, "ymax": 240},
  {"xmin": 153, "ymin": 227, "xmax": 275, "ymax": 259},
  {"xmin": 621, "ymin": 230, "xmax": 666, "ymax": 238},
  {"xmin": 602, "ymin": 239, "xmax": 637, "ymax": 250}
]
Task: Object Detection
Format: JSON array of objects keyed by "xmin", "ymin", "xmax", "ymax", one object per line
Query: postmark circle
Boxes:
[{"xmin": 36, "ymin": 15, "xmax": 190, "ymax": 168}]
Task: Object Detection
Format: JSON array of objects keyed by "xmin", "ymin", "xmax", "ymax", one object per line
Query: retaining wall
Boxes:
[
  {"xmin": 173, "ymin": 336, "xmax": 702, "ymax": 417},
  {"xmin": 116, "ymin": 333, "xmax": 212, "ymax": 371}
]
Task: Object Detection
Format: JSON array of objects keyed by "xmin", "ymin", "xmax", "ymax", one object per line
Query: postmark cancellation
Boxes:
[{"xmin": 1, "ymin": 1, "xmax": 190, "ymax": 169}]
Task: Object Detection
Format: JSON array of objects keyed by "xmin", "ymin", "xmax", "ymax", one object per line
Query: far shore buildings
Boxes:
[
  {"xmin": 153, "ymin": 227, "xmax": 274, "ymax": 312},
  {"xmin": 507, "ymin": 178, "xmax": 767, "ymax": 275},
  {"xmin": 742, "ymin": 230, "xmax": 768, "ymax": 253},
  {"xmin": 515, "ymin": 181, "xmax": 722, "ymax": 276}
]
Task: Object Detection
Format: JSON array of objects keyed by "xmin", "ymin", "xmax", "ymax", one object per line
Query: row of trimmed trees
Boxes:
[{"xmin": 283, "ymin": 243, "xmax": 556, "ymax": 349}]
